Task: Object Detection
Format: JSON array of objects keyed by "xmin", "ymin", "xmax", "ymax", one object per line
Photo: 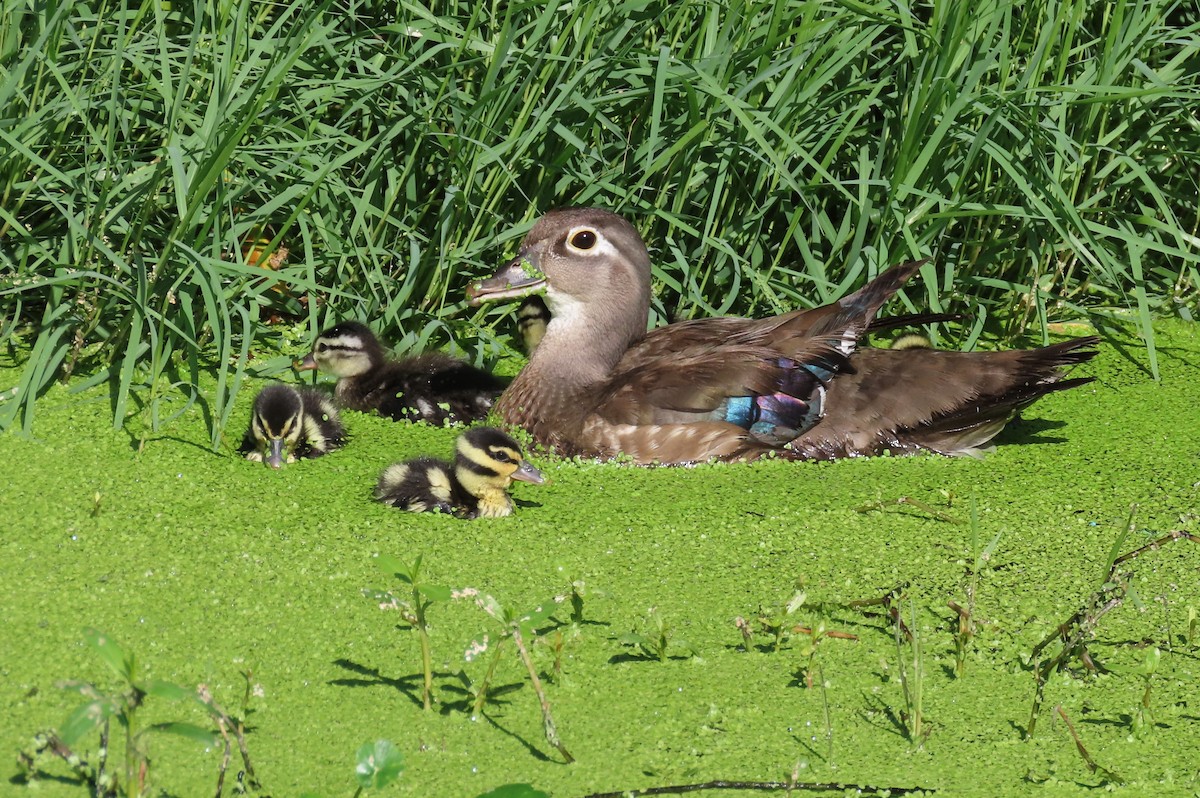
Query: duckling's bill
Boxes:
[
  {"xmin": 510, "ymin": 459, "xmax": 545, "ymax": 484},
  {"xmin": 266, "ymin": 438, "xmax": 288, "ymax": 469}
]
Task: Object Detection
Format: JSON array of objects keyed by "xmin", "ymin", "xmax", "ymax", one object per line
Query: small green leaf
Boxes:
[
  {"xmin": 477, "ymin": 785, "xmax": 551, "ymax": 798},
  {"xmin": 376, "ymin": 554, "xmax": 413, "ymax": 582},
  {"xmin": 59, "ymin": 699, "xmax": 116, "ymax": 747},
  {"xmin": 477, "ymin": 594, "xmax": 506, "ymax": 621},
  {"xmin": 83, "ymin": 628, "xmax": 134, "ymax": 683},
  {"xmin": 355, "ymin": 739, "xmax": 405, "ymax": 789},
  {"xmin": 419, "ymin": 583, "xmax": 453, "ymax": 602},
  {"xmin": 142, "ymin": 679, "xmax": 193, "ymax": 702},
  {"xmin": 145, "ymin": 722, "xmax": 218, "ymax": 746},
  {"xmin": 618, "ymin": 632, "xmax": 650, "ymax": 647},
  {"xmin": 516, "ymin": 597, "xmax": 563, "ymax": 632}
]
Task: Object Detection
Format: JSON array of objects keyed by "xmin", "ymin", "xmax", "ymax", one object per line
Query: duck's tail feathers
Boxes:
[
  {"xmin": 1025, "ymin": 335, "xmax": 1101, "ymax": 368},
  {"xmin": 894, "ymin": 336, "xmax": 1100, "ymax": 456}
]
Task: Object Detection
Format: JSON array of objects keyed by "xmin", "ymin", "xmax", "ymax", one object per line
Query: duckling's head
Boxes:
[
  {"xmin": 454, "ymin": 427, "xmax": 544, "ymax": 517},
  {"xmin": 298, "ymin": 321, "xmax": 384, "ymax": 378},
  {"xmin": 248, "ymin": 384, "xmax": 306, "ymax": 468}
]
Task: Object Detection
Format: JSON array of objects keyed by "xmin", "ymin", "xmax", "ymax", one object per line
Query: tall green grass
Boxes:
[{"xmin": 2, "ymin": 0, "xmax": 1197, "ymax": 443}]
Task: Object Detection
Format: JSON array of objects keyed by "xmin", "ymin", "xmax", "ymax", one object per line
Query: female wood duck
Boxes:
[
  {"xmin": 298, "ymin": 321, "xmax": 506, "ymax": 425},
  {"xmin": 239, "ymin": 383, "xmax": 346, "ymax": 468},
  {"xmin": 466, "ymin": 207, "xmax": 1099, "ymax": 464},
  {"xmin": 375, "ymin": 427, "xmax": 544, "ymax": 518}
]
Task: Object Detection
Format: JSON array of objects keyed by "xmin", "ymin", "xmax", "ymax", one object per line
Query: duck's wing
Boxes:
[
  {"xmin": 620, "ymin": 258, "xmax": 929, "ymax": 365},
  {"xmin": 578, "ymin": 335, "xmax": 852, "ymax": 463}
]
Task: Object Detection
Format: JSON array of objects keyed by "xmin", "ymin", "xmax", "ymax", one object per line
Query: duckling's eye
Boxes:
[
  {"xmin": 569, "ymin": 229, "xmax": 597, "ymax": 250},
  {"xmin": 489, "ymin": 447, "xmax": 513, "ymax": 463},
  {"xmin": 316, "ymin": 342, "xmax": 328, "ymax": 353}
]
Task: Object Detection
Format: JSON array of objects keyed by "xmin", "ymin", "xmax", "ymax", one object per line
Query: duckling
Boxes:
[
  {"xmin": 516, "ymin": 295, "xmax": 552, "ymax": 355},
  {"xmin": 298, "ymin": 321, "xmax": 506, "ymax": 425},
  {"xmin": 466, "ymin": 207, "xmax": 1099, "ymax": 463},
  {"xmin": 239, "ymin": 383, "xmax": 345, "ymax": 468},
  {"xmin": 375, "ymin": 427, "xmax": 544, "ymax": 518},
  {"xmin": 889, "ymin": 333, "xmax": 934, "ymax": 350}
]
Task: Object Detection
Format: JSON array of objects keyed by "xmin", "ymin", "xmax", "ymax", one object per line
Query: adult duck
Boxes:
[{"xmin": 467, "ymin": 208, "xmax": 1098, "ymax": 464}]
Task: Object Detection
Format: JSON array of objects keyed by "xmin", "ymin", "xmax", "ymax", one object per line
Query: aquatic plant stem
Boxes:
[
  {"xmin": 413, "ymin": 584, "xmax": 433, "ymax": 711},
  {"xmin": 1026, "ymin": 530, "xmax": 1198, "ymax": 736},
  {"xmin": 471, "ymin": 636, "xmax": 507, "ymax": 718},
  {"xmin": 214, "ymin": 716, "xmax": 232, "ymax": 798},
  {"xmin": 97, "ymin": 721, "xmax": 110, "ymax": 798},
  {"xmin": 124, "ymin": 697, "xmax": 138, "ymax": 798},
  {"xmin": 511, "ymin": 626, "xmax": 573, "ymax": 764}
]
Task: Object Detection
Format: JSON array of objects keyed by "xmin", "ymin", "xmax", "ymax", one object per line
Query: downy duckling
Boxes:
[
  {"xmin": 375, "ymin": 427, "xmax": 544, "ymax": 518},
  {"xmin": 299, "ymin": 321, "xmax": 505, "ymax": 425},
  {"xmin": 889, "ymin": 333, "xmax": 934, "ymax": 350},
  {"xmin": 516, "ymin": 295, "xmax": 551, "ymax": 355},
  {"xmin": 239, "ymin": 383, "xmax": 346, "ymax": 468}
]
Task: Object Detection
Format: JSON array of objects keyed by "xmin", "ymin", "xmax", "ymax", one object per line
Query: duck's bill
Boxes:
[
  {"xmin": 295, "ymin": 353, "xmax": 317, "ymax": 371},
  {"xmin": 467, "ymin": 256, "xmax": 546, "ymax": 305},
  {"xmin": 511, "ymin": 460, "xmax": 546, "ymax": 485}
]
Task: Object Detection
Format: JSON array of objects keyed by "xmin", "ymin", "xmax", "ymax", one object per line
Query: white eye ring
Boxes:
[{"xmin": 567, "ymin": 228, "xmax": 599, "ymax": 252}]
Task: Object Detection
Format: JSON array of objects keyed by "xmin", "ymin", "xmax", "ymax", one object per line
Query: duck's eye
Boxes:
[
  {"xmin": 316, "ymin": 342, "xmax": 328, "ymax": 353},
  {"xmin": 489, "ymin": 448, "xmax": 513, "ymax": 463},
  {"xmin": 570, "ymin": 230, "xmax": 597, "ymax": 250}
]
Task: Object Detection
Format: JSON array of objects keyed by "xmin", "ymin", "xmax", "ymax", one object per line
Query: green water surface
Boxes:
[{"xmin": 2, "ymin": 321, "xmax": 1197, "ymax": 797}]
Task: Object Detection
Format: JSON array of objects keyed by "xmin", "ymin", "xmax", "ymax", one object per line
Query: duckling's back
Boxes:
[{"xmin": 344, "ymin": 352, "xmax": 505, "ymax": 425}]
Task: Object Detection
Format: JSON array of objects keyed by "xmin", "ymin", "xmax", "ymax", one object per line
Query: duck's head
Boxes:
[
  {"xmin": 454, "ymin": 427, "xmax": 544, "ymax": 517},
  {"xmin": 467, "ymin": 208, "xmax": 652, "ymax": 366},
  {"xmin": 248, "ymin": 384, "xmax": 306, "ymax": 468},
  {"xmin": 297, "ymin": 321, "xmax": 383, "ymax": 377}
]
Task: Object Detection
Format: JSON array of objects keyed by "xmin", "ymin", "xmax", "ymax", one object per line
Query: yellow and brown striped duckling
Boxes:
[
  {"xmin": 375, "ymin": 427, "xmax": 544, "ymax": 519},
  {"xmin": 298, "ymin": 321, "xmax": 506, "ymax": 425},
  {"xmin": 466, "ymin": 207, "xmax": 1099, "ymax": 463},
  {"xmin": 239, "ymin": 383, "xmax": 345, "ymax": 468}
]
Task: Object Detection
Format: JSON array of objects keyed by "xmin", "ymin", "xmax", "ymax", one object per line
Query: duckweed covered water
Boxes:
[{"xmin": 2, "ymin": 321, "xmax": 1198, "ymax": 797}]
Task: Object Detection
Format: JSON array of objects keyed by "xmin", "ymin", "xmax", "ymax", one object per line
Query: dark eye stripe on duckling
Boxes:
[
  {"xmin": 317, "ymin": 338, "xmax": 363, "ymax": 353},
  {"xmin": 486, "ymin": 445, "xmax": 518, "ymax": 463}
]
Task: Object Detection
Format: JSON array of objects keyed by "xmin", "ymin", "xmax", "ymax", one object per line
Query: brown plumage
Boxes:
[
  {"xmin": 466, "ymin": 207, "xmax": 1099, "ymax": 464},
  {"xmin": 298, "ymin": 321, "xmax": 505, "ymax": 425}
]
